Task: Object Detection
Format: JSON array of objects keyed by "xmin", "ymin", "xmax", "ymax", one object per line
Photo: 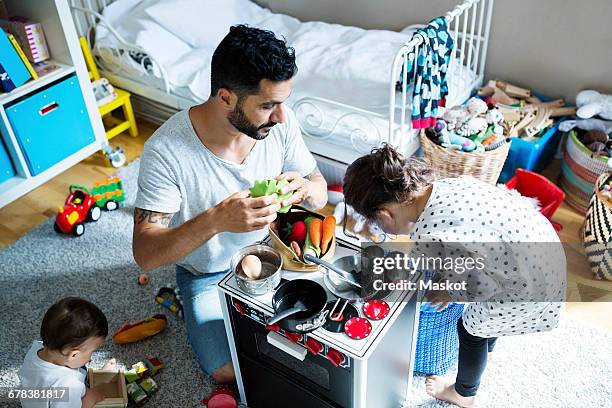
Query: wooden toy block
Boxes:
[
  {"xmin": 539, "ymin": 98, "xmax": 565, "ymax": 108},
  {"xmin": 527, "ymin": 95, "xmax": 542, "ymax": 104},
  {"xmin": 495, "ymin": 80, "xmax": 531, "ymax": 99},
  {"xmin": 144, "ymin": 358, "xmax": 164, "ymax": 376},
  {"xmin": 126, "ymin": 382, "xmax": 148, "ymax": 406},
  {"xmin": 550, "ymin": 106, "xmax": 577, "ymax": 117},
  {"xmin": 500, "ymin": 109, "xmax": 522, "ymax": 123},
  {"xmin": 88, "ymin": 369, "xmax": 128, "ymax": 408},
  {"xmin": 525, "ymin": 106, "xmax": 552, "ymax": 138},
  {"xmin": 137, "ymin": 377, "xmax": 159, "ymax": 396},
  {"xmin": 492, "ymin": 88, "xmax": 519, "ymax": 105},
  {"xmin": 508, "ymin": 112, "xmax": 535, "ymax": 137}
]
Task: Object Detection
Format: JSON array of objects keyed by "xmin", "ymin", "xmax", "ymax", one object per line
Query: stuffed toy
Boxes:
[
  {"xmin": 576, "ymin": 90, "xmax": 612, "ymax": 120},
  {"xmin": 559, "ymin": 118, "xmax": 612, "ymax": 134},
  {"xmin": 442, "ymin": 97, "xmax": 489, "ymax": 136}
]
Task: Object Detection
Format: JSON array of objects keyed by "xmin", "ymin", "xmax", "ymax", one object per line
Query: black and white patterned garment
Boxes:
[{"xmin": 410, "ymin": 176, "xmax": 565, "ymax": 338}]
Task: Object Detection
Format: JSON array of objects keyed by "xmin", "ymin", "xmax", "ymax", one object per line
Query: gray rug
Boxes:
[
  {"xmin": 1, "ymin": 159, "xmax": 611, "ymax": 408},
  {"xmin": 0, "ymin": 159, "xmax": 210, "ymax": 407}
]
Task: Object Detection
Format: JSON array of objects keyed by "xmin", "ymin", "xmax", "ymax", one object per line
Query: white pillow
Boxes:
[
  {"xmin": 134, "ymin": 20, "xmax": 192, "ymax": 66},
  {"xmin": 145, "ymin": 0, "xmax": 268, "ymax": 49},
  {"xmin": 97, "ymin": 0, "xmax": 192, "ymax": 72}
]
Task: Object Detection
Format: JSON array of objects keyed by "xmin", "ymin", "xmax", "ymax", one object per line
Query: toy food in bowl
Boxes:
[
  {"xmin": 231, "ymin": 244, "xmax": 282, "ymax": 295},
  {"xmin": 269, "ymin": 206, "xmax": 337, "ymax": 272}
]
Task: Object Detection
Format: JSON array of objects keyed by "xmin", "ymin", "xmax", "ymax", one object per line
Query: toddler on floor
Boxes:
[{"xmin": 18, "ymin": 297, "xmax": 115, "ymax": 408}]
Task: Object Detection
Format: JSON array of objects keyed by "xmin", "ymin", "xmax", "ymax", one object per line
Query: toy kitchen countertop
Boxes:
[{"xmin": 217, "ymin": 237, "xmax": 420, "ymax": 408}]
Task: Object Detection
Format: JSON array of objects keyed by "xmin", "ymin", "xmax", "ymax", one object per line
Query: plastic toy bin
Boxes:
[
  {"xmin": 5, "ymin": 74, "xmax": 95, "ymax": 176},
  {"xmin": 498, "ymin": 121, "xmax": 563, "ymax": 183},
  {"xmin": 0, "ymin": 138, "xmax": 16, "ymax": 184}
]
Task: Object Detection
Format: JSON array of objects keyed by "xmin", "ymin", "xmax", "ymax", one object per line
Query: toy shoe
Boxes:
[{"xmin": 113, "ymin": 314, "xmax": 167, "ymax": 344}]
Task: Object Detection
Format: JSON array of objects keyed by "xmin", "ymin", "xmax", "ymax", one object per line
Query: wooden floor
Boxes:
[{"xmin": 1, "ymin": 121, "xmax": 610, "ymax": 331}]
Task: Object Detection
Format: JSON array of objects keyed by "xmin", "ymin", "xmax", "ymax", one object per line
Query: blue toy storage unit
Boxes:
[
  {"xmin": 4, "ymin": 74, "xmax": 96, "ymax": 176},
  {"xmin": 498, "ymin": 122, "xmax": 564, "ymax": 183},
  {"xmin": 0, "ymin": 138, "xmax": 15, "ymax": 184}
]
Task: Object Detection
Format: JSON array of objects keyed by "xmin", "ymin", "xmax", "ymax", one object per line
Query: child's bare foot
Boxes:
[
  {"xmin": 425, "ymin": 376, "xmax": 476, "ymax": 408},
  {"xmin": 102, "ymin": 358, "xmax": 117, "ymax": 370}
]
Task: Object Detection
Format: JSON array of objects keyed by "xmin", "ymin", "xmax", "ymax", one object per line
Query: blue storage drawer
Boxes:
[
  {"xmin": 5, "ymin": 74, "xmax": 96, "ymax": 176},
  {"xmin": 498, "ymin": 122, "xmax": 564, "ymax": 183},
  {"xmin": 0, "ymin": 138, "xmax": 15, "ymax": 184}
]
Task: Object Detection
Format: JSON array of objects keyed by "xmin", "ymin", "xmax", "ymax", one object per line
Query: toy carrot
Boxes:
[
  {"xmin": 309, "ymin": 218, "xmax": 322, "ymax": 249},
  {"xmin": 320, "ymin": 215, "xmax": 336, "ymax": 254}
]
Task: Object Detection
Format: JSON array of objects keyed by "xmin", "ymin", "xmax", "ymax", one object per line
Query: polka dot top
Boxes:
[{"xmin": 409, "ymin": 176, "xmax": 565, "ymax": 338}]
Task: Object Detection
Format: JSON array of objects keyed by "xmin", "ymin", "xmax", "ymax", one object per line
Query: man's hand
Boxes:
[
  {"xmin": 276, "ymin": 171, "xmax": 311, "ymax": 207},
  {"xmin": 212, "ymin": 190, "xmax": 280, "ymax": 233}
]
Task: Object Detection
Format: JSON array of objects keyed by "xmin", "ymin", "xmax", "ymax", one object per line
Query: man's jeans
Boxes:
[{"xmin": 176, "ymin": 265, "xmax": 232, "ymax": 376}]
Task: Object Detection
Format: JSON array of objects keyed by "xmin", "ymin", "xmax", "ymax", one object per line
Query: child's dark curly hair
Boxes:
[
  {"xmin": 343, "ymin": 144, "xmax": 435, "ymax": 220},
  {"xmin": 210, "ymin": 24, "xmax": 297, "ymax": 98}
]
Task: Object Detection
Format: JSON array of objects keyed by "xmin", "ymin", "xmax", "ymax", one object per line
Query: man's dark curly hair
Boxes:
[{"xmin": 210, "ymin": 24, "xmax": 297, "ymax": 98}]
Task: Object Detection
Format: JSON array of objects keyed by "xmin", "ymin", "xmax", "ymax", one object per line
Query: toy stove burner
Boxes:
[
  {"xmin": 362, "ymin": 300, "xmax": 390, "ymax": 321},
  {"xmin": 322, "ymin": 301, "xmax": 358, "ymax": 333},
  {"xmin": 344, "ymin": 317, "xmax": 372, "ymax": 340}
]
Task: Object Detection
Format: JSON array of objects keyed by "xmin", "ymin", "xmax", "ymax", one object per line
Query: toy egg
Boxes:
[{"xmin": 241, "ymin": 255, "xmax": 262, "ymax": 280}]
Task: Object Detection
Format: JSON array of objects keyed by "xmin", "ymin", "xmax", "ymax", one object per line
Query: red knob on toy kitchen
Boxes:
[
  {"xmin": 304, "ymin": 337, "xmax": 323, "ymax": 355},
  {"xmin": 325, "ymin": 348, "xmax": 345, "ymax": 367}
]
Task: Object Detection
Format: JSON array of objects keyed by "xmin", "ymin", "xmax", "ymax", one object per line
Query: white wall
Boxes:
[{"xmin": 258, "ymin": 0, "xmax": 612, "ymax": 103}]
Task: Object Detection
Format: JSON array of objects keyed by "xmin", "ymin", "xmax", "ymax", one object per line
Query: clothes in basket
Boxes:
[{"xmin": 414, "ymin": 302, "xmax": 464, "ymax": 375}]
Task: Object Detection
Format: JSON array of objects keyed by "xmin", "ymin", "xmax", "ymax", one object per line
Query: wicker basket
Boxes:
[
  {"xmin": 269, "ymin": 205, "xmax": 336, "ymax": 272},
  {"xmin": 414, "ymin": 303, "xmax": 465, "ymax": 375},
  {"xmin": 419, "ymin": 131, "xmax": 510, "ymax": 184},
  {"xmin": 560, "ymin": 130, "xmax": 610, "ymax": 214},
  {"xmin": 582, "ymin": 173, "xmax": 612, "ymax": 281}
]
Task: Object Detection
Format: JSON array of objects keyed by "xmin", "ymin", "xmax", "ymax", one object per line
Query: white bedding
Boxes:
[{"xmin": 95, "ymin": 0, "xmax": 476, "ymax": 156}]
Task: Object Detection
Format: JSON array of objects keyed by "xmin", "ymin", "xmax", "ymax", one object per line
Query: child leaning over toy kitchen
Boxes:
[{"xmin": 342, "ymin": 144, "xmax": 565, "ymax": 408}]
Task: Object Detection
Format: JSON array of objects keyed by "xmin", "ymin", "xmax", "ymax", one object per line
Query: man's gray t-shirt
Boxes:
[{"xmin": 134, "ymin": 107, "xmax": 317, "ymax": 274}]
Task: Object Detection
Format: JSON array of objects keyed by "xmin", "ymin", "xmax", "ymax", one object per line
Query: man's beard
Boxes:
[{"xmin": 228, "ymin": 103, "xmax": 276, "ymax": 140}]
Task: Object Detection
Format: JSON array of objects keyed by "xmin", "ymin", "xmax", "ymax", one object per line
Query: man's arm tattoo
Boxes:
[{"xmin": 134, "ymin": 208, "xmax": 174, "ymax": 227}]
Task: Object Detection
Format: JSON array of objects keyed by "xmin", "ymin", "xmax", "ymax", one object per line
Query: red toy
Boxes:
[
  {"xmin": 54, "ymin": 185, "xmax": 100, "ymax": 236},
  {"xmin": 504, "ymin": 168, "xmax": 565, "ymax": 231},
  {"xmin": 327, "ymin": 183, "xmax": 344, "ymax": 205},
  {"xmin": 202, "ymin": 386, "xmax": 237, "ymax": 408}
]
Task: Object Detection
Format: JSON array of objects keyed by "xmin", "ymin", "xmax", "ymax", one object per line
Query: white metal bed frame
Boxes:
[{"xmin": 69, "ymin": 0, "xmax": 493, "ymax": 165}]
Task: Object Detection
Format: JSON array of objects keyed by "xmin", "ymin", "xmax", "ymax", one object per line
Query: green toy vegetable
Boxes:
[
  {"xmin": 303, "ymin": 216, "xmax": 321, "ymax": 258},
  {"xmin": 249, "ymin": 178, "xmax": 294, "ymax": 213}
]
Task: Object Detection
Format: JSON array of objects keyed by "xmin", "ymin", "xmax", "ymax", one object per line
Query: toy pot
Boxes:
[
  {"xmin": 268, "ymin": 279, "xmax": 328, "ymax": 334},
  {"xmin": 231, "ymin": 244, "xmax": 283, "ymax": 295}
]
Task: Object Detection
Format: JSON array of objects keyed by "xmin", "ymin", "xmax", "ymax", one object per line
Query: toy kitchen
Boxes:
[{"xmin": 218, "ymin": 236, "xmax": 420, "ymax": 408}]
